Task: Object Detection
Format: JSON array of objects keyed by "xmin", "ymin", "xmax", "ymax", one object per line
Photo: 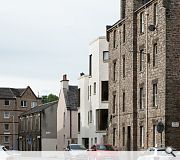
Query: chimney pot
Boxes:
[{"xmin": 63, "ymin": 74, "xmax": 67, "ymax": 81}]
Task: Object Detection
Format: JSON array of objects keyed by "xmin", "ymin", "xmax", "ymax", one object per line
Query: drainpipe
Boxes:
[
  {"xmin": 145, "ymin": 10, "xmax": 149, "ymax": 149},
  {"xmin": 70, "ymin": 109, "xmax": 72, "ymax": 142},
  {"xmin": 118, "ymin": 28, "xmax": 121, "ymax": 149}
]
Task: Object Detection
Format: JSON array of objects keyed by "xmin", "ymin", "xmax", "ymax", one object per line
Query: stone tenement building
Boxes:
[
  {"xmin": 0, "ymin": 86, "xmax": 41, "ymax": 150},
  {"xmin": 107, "ymin": 0, "xmax": 180, "ymax": 150}
]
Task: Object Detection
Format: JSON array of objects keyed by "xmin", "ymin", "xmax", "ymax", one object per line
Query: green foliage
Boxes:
[{"xmin": 41, "ymin": 94, "xmax": 58, "ymax": 104}]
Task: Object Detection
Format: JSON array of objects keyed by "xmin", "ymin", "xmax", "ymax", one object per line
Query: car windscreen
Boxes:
[{"xmin": 70, "ymin": 145, "xmax": 86, "ymax": 150}]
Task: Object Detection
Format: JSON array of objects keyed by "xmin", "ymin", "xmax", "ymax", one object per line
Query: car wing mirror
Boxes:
[{"xmin": 165, "ymin": 146, "xmax": 176, "ymax": 157}]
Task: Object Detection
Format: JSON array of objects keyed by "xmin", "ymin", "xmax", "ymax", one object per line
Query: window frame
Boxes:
[
  {"xmin": 140, "ymin": 49, "xmax": 144, "ymax": 72},
  {"xmin": 154, "ymin": 3, "xmax": 158, "ymax": 26},
  {"xmin": 113, "ymin": 61, "xmax": 116, "ymax": 81},
  {"xmin": 101, "ymin": 81, "xmax": 109, "ymax": 102},
  {"xmin": 4, "ymin": 136, "xmax": 10, "ymax": 144},
  {"xmin": 4, "ymin": 112, "xmax": 10, "ymax": 119},
  {"xmin": 123, "ymin": 92, "xmax": 125, "ymax": 112},
  {"xmin": 140, "ymin": 87, "xmax": 145, "ymax": 109},
  {"xmin": 4, "ymin": 123, "xmax": 10, "ymax": 131},
  {"xmin": 122, "ymin": 55, "xmax": 125, "ymax": 78},
  {"xmin": 153, "ymin": 43, "xmax": 158, "ymax": 67},
  {"xmin": 21, "ymin": 100, "xmax": 27, "ymax": 108},
  {"xmin": 113, "ymin": 94, "xmax": 116, "ymax": 114},
  {"xmin": 103, "ymin": 51, "xmax": 109, "ymax": 62},
  {"xmin": 153, "ymin": 83, "xmax": 158, "ymax": 107},
  {"xmin": 140, "ymin": 12, "xmax": 145, "ymax": 33},
  {"xmin": 140, "ymin": 126, "xmax": 144, "ymax": 148},
  {"xmin": 4, "ymin": 100, "xmax": 10, "ymax": 106}
]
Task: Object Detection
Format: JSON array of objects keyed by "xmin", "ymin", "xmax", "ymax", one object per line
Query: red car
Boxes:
[
  {"xmin": 90, "ymin": 144, "xmax": 115, "ymax": 151},
  {"xmin": 88, "ymin": 144, "xmax": 118, "ymax": 160}
]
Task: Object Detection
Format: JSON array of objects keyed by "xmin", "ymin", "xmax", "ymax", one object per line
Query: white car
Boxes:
[
  {"xmin": 0, "ymin": 145, "xmax": 11, "ymax": 160},
  {"xmin": 65, "ymin": 144, "xmax": 88, "ymax": 160},
  {"xmin": 137, "ymin": 147, "xmax": 175, "ymax": 160}
]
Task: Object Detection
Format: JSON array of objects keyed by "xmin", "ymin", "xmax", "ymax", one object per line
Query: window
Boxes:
[
  {"xmin": 78, "ymin": 113, "xmax": 80, "ymax": 132},
  {"xmin": 89, "ymin": 110, "xmax": 92, "ymax": 123},
  {"xmin": 113, "ymin": 61, "xmax": 116, "ymax": 81},
  {"xmin": 113, "ymin": 128, "xmax": 116, "ymax": 146},
  {"xmin": 4, "ymin": 136, "xmax": 9, "ymax": 143},
  {"xmin": 4, "ymin": 124, "xmax": 9, "ymax": 131},
  {"xmin": 123, "ymin": 127, "xmax": 125, "ymax": 146},
  {"xmin": 121, "ymin": 0, "xmax": 126, "ymax": 19},
  {"xmin": 140, "ymin": 87, "xmax": 145, "ymax": 109},
  {"xmin": 153, "ymin": 125, "xmax": 157, "ymax": 147},
  {"xmin": 95, "ymin": 137, "xmax": 97, "ymax": 144},
  {"xmin": 113, "ymin": 94, "xmax": 116, "ymax": 114},
  {"xmin": 90, "ymin": 85, "xmax": 91, "ymax": 97},
  {"xmin": 4, "ymin": 100, "xmax": 10, "ymax": 106},
  {"xmin": 91, "ymin": 138, "xmax": 93, "ymax": 146},
  {"xmin": 96, "ymin": 109, "xmax": 108, "ymax": 131},
  {"xmin": 123, "ymin": 55, "xmax": 125, "ymax": 78},
  {"xmin": 94, "ymin": 82, "xmax": 96, "ymax": 94},
  {"xmin": 88, "ymin": 86, "xmax": 89, "ymax": 100},
  {"xmin": 123, "ymin": 92, "xmax": 125, "ymax": 112},
  {"xmin": 88, "ymin": 111, "xmax": 89, "ymax": 124},
  {"xmin": 154, "ymin": 3, "xmax": 158, "ymax": 26},
  {"xmin": 153, "ymin": 83, "xmax": 158, "ymax": 107},
  {"xmin": 78, "ymin": 88, "xmax": 80, "ymax": 107},
  {"xmin": 113, "ymin": 30, "xmax": 116, "ymax": 48},
  {"xmin": 140, "ymin": 126, "xmax": 144, "ymax": 147},
  {"xmin": 140, "ymin": 49, "xmax": 144, "ymax": 71},
  {"xmin": 89, "ymin": 54, "xmax": 92, "ymax": 76},
  {"xmin": 21, "ymin": 101, "xmax": 27, "ymax": 107},
  {"xmin": 63, "ymin": 112, "xmax": 65, "ymax": 128},
  {"xmin": 103, "ymin": 51, "xmax": 109, "ymax": 62},
  {"xmin": 153, "ymin": 43, "xmax": 158, "ymax": 67},
  {"xmin": 4, "ymin": 112, "xmax": 10, "ymax": 119},
  {"xmin": 101, "ymin": 81, "xmax": 109, "ymax": 101},
  {"xmin": 140, "ymin": 12, "xmax": 145, "ymax": 33},
  {"xmin": 31, "ymin": 101, "xmax": 37, "ymax": 108},
  {"xmin": 123, "ymin": 24, "xmax": 125, "ymax": 43}
]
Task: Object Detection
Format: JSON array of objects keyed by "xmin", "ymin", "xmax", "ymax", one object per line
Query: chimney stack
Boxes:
[{"xmin": 61, "ymin": 74, "xmax": 69, "ymax": 89}]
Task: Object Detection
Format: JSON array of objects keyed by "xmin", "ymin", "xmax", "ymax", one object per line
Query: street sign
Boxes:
[
  {"xmin": 157, "ymin": 122, "xmax": 164, "ymax": 133},
  {"xmin": 172, "ymin": 122, "xmax": 179, "ymax": 128}
]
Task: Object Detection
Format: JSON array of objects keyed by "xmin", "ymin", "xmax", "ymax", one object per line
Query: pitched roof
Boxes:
[
  {"xmin": 21, "ymin": 100, "xmax": 58, "ymax": 116},
  {"xmin": 63, "ymin": 85, "xmax": 78, "ymax": 110},
  {"xmin": 0, "ymin": 87, "xmax": 26, "ymax": 99}
]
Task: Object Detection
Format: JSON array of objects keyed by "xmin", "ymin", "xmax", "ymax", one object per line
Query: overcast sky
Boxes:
[{"xmin": 0, "ymin": 0, "xmax": 119, "ymax": 96}]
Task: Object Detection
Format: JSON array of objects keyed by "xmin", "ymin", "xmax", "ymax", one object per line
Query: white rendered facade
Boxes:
[{"xmin": 78, "ymin": 37, "xmax": 109, "ymax": 149}]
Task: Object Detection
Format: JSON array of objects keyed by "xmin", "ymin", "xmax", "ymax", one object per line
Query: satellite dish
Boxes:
[
  {"xmin": 148, "ymin": 25, "xmax": 156, "ymax": 31},
  {"xmin": 157, "ymin": 121, "xmax": 164, "ymax": 133}
]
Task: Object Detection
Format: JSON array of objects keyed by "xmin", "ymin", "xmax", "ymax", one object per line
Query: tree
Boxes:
[{"xmin": 41, "ymin": 94, "xmax": 58, "ymax": 104}]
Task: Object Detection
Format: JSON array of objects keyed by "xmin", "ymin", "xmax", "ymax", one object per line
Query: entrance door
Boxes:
[
  {"xmin": 82, "ymin": 138, "xmax": 89, "ymax": 149},
  {"xmin": 127, "ymin": 126, "xmax": 131, "ymax": 151}
]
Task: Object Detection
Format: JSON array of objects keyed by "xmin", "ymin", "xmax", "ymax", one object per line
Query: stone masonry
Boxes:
[{"xmin": 107, "ymin": 0, "xmax": 180, "ymax": 150}]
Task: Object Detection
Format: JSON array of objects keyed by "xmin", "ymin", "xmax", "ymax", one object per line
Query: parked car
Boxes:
[
  {"xmin": 88, "ymin": 144, "xmax": 118, "ymax": 160},
  {"xmin": 64, "ymin": 144, "xmax": 88, "ymax": 160},
  {"xmin": 65, "ymin": 144, "xmax": 87, "ymax": 151},
  {"xmin": 0, "ymin": 145, "xmax": 11, "ymax": 160},
  {"xmin": 89, "ymin": 144, "xmax": 115, "ymax": 151},
  {"xmin": 137, "ymin": 147, "xmax": 176, "ymax": 160}
]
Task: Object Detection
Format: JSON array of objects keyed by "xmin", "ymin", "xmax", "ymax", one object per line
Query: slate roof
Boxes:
[
  {"xmin": 21, "ymin": 100, "xmax": 58, "ymax": 116},
  {"xmin": 0, "ymin": 87, "xmax": 26, "ymax": 99},
  {"xmin": 63, "ymin": 85, "xmax": 78, "ymax": 110}
]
